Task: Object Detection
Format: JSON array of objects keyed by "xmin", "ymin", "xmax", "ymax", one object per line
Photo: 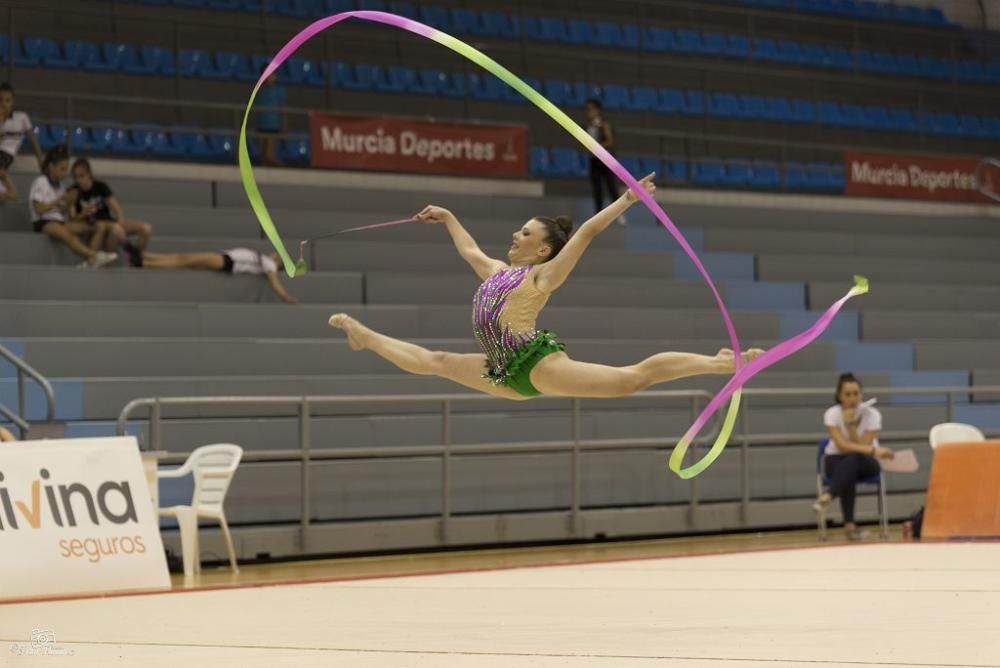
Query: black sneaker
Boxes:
[{"xmin": 123, "ymin": 241, "xmax": 144, "ymax": 268}]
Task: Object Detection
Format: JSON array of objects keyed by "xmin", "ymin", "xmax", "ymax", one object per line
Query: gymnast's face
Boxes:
[
  {"xmin": 837, "ymin": 381, "xmax": 862, "ymax": 409},
  {"xmin": 508, "ymin": 219, "xmax": 551, "ymax": 265}
]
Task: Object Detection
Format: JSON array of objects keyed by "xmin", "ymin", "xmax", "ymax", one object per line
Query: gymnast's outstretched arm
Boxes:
[
  {"xmin": 535, "ymin": 172, "xmax": 655, "ymax": 294},
  {"xmin": 416, "ymin": 204, "xmax": 506, "ymax": 280}
]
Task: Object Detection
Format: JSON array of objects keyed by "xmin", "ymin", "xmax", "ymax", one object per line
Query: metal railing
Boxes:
[
  {"xmin": 0, "ymin": 342, "xmax": 55, "ymax": 438},
  {"xmin": 116, "ymin": 385, "xmax": 1000, "ymax": 547}
]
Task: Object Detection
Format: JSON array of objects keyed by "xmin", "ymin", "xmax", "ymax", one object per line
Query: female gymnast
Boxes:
[{"xmin": 329, "ymin": 173, "xmax": 763, "ymax": 400}]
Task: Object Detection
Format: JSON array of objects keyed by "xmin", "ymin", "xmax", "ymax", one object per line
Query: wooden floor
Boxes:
[{"xmin": 2, "ymin": 530, "xmax": 999, "ymax": 667}]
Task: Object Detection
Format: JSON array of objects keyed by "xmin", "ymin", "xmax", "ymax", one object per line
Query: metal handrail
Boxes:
[
  {"xmin": 0, "ymin": 342, "xmax": 56, "ymax": 438},
  {"xmin": 116, "ymin": 385, "xmax": 1000, "ymax": 549}
]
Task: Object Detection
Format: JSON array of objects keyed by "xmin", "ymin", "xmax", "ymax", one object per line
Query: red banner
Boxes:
[
  {"xmin": 309, "ymin": 112, "xmax": 528, "ymax": 178},
  {"xmin": 844, "ymin": 151, "xmax": 999, "ymax": 203}
]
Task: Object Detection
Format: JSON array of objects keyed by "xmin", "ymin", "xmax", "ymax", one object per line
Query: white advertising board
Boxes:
[{"xmin": 0, "ymin": 437, "xmax": 170, "ymax": 601}]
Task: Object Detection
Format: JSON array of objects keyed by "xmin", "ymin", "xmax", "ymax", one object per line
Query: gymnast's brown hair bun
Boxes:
[{"xmin": 533, "ymin": 215, "xmax": 573, "ymax": 261}]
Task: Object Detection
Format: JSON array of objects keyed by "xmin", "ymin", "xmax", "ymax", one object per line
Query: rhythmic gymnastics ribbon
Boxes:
[{"xmin": 238, "ymin": 11, "xmax": 869, "ymax": 479}]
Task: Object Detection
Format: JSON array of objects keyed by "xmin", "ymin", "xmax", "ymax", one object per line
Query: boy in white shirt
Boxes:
[{"xmin": 0, "ymin": 82, "xmax": 43, "ymax": 175}]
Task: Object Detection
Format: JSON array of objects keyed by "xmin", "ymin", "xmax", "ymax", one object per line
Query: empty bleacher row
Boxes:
[{"xmin": 101, "ymin": 0, "xmax": 985, "ymax": 86}]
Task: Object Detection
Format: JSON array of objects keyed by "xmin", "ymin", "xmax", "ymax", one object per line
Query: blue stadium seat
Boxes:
[
  {"xmin": 701, "ymin": 32, "xmax": 727, "ymax": 57},
  {"xmin": 379, "ymin": 3, "xmax": 414, "ymax": 19},
  {"xmin": 750, "ymin": 161, "xmax": 780, "ymax": 188},
  {"xmin": 675, "ymin": 30, "xmax": 702, "ymax": 54},
  {"xmin": 334, "ymin": 62, "xmax": 373, "ymax": 90},
  {"xmin": 985, "ymin": 62, "xmax": 1000, "ymax": 84},
  {"xmin": 657, "ymin": 88, "xmax": 686, "ymax": 114},
  {"xmin": 708, "ymin": 93, "xmax": 741, "ymax": 118},
  {"xmin": 320, "ymin": 0, "xmax": 353, "ymax": 12},
  {"xmin": 284, "ymin": 57, "xmax": 326, "ymax": 86},
  {"xmin": 828, "ymin": 165, "xmax": 845, "ymax": 191},
  {"xmin": 862, "ymin": 106, "xmax": 893, "ymax": 131},
  {"xmin": 959, "ymin": 114, "xmax": 985, "ymax": 137},
  {"xmin": 825, "ymin": 46, "xmax": 854, "ymax": 70},
  {"xmin": 595, "ymin": 23, "xmax": 638, "ymax": 49},
  {"xmin": 69, "ymin": 127, "xmax": 99, "ymax": 153},
  {"xmin": 982, "ymin": 117, "xmax": 1000, "ymax": 140},
  {"xmin": 149, "ymin": 130, "xmax": 188, "ymax": 157},
  {"xmin": 856, "ymin": 49, "xmax": 879, "ymax": 73},
  {"xmin": 858, "ymin": 1, "xmax": 892, "ymax": 21},
  {"xmin": 278, "ymin": 136, "xmax": 310, "ymax": 164},
  {"xmin": 550, "ymin": 148, "xmax": 586, "ymax": 177},
  {"xmin": 921, "ymin": 6, "xmax": 948, "ymax": 25},
  {"xmin": 641, "ymin": 27, "xmax": 675, "ymax": 52},
  {"xmin": 38, "ymin": 125, "xmax": 67, "ymax": 151},
  {"xmin": 888, "ymin": 108, "xmax": 919, "ymax": 133},
  {"xmin": 141, "ymin": 46, "xmax": 178, "ymax": 76},
  {"xmin": 422, "ymin": 69, "xmax": 464, "ymax": 98},
  {"xmin": 801, "ymin": 43, "xmax": 827, "ymax": 67},
  {"xmin": 418, "ymin": 6, "xmax": 454, "ymax": 32},
  {"xmin": 931, "ymin": 112, "xmax": 963, "ymax": 136},
  {"xmin": 357, "ymin": 64, "xmax": 400, "ymax": 94},
  {"xmin": 25, "ymin": 38, "xmax": 77, "ymax": 68},
  {"xmin": 619, "ymin": 156, "xmax": 642, "ymax": 177},
  {"xmin": 206, "ymin": 0, "xmax": 242, "ymax": 8},
  {"xmin": 873, "ymin": 51, "xmax": 901, "ymax": 74},
  {"xmin": 600, "ymin": 84, "xmax": 631, "ymax": 111},
  {"xmin": 955, "ymin": 60, "xmax": 988, "ymax": 83},
  {"xmin": 896, "ymin": 53, "xmax": 922, "ymax": 77},
  {"xmin": 665, "ymin": 159, "xmax": 687, "ymax": 181},
  {"xmin": 691, "ymin": 159, "xmax": 724, "ymax": 186},
  {"xmin": 893, "ymin": 5, "xmax": 925, "ymax": 24},
  {"xmin": 721, "ymin": 160, "xmax": 752, "ymax": 187},
  {"xmin": 683, "ymin": 90, "xmax": 704, "ymax": 115},
  {"xmin": 180, "ymin": 49, "xmax": 222, "ymax": 79},
  {"xmin": 467, "ymin": 72, "xmax": 505, "ymax": 101},
  {"xmin": 725, "ymin": 35, "xmax": 750, "ymax": 58},
  {"xmin": 174, "ymin": 0, "xmax": 208, "ymax": 7},
  {"xmin": 104, "ymin": 43, "xmax": 154, "ymax": 75},
  {"xmin": 207, "ymin": 133, "xmax": 237, "ymax": 160},
  {"xmin": 10, "ymin": 36, "xmax": 41, "ymax": 67},
  {"xmin": 130, "ymin": 125, "xmax": 161, "ymax": 153},
  {"xmin": 804, "ymin": 163, "xmax": 835, "ymax": 190},
  {"xmin": 818, "ymin": 101, "xmax": 844, "ymax": 127},
  {"xmin": 639, "ymin": 157, "xmax": 662, "ymax": 177},
  {"xmin": 530, "ymin": 147, "xmax": 552, "ymax": 177},
  {"xmin": 501, "ymin": 77, "xmax": 539, "ymax": 104},
  {"xmin": 777, "ymin": 41, "xmax": 806, "ymax": 65},
  {"xmin": 539, "ymin": 17, "xmax": 569, "ymax": 42},
  {"xmin": 375, "ymin": 66, "xmax": 414, "ymax": 94},
  {"xmin": 740, "ymin": 95, "xmax": 766, "ymax": 119},
  {"xmin": 109, "ymin": 128, "xmax": 146, "ymax": 155},
  {"xmin": 763, "ymin": 96, "xmax": 795, "ymax": 122},
  {"xmin": 919, "ymin": 55, "xmax": 950, "ymax": 80},
  {"xmin": 216, "ymin": 51, "xmax": 256, "ymax": 82},
  {"xmin": 543, "ymin": 80, "xmax": 571, "ymax": 107},
  {"xmin": 451, "ymin": 9, "xmax": 483, "ymax": 35},
  {"xmin": 566, "ymin": 19, "xmax": 595, "ymax": 46},
  {"xmin": 480, "ymin": 12, "xmax": 520, "ymax": 39},
  {"xmin": 521, "ymin": 16, "xmax": 543, "ymax": 41},
  {"xmin": 389, "ymin": 67, "xmax": 434, "ymax": 95},
  {"xmin": 0, "ymin": 34, "xmax": 7, "ymax": 65},
  {"xmin": 627, "ymin": 86, "xmax": 658, "ymax": 113},
  {"xmin": 839, "ymin": 104, "xmax": 867, "ymax": 128},
  {"xmin": 752, "ymin": 38, "xmax": 781, "ymax": 62},
  {"xmin": 790, "ymin": 99, "xmax": 816, "ymax": 123}
]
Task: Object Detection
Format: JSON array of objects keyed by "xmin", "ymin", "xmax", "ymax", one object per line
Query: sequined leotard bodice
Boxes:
[{"xmin": 472, "ymin": 265, "xmax": 551, "ymax": 384}]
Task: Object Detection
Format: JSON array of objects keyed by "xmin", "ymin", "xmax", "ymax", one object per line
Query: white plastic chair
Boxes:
[
  {"xmin": 157, "ymin": 444, "xmax": 243, "ymax": 577},
  {"xmin": 929, "ymin": 423, "xmax": 985, "ymax": 450}
]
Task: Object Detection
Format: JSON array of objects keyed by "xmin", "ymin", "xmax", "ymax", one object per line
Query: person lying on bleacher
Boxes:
[
  {"xmin": 0, "ymin": 82, "xmax": 44, "ymax": 176},
  {"xmin": 0, "ymin": 171, "xmax": 17, "ymax": 202},
  {"xmin": 68, "ymin": 158, "xmax": 154, "ymax": 260},
  {"xmin": 132, "ymin": 247, "xmax": 298, "ymax": 304},
  {"xmin": 30, "ymin": 147, "xmax": 117, "ymax": 269}
]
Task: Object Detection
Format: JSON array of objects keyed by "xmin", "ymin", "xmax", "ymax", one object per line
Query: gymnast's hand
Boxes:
[
  {"xmin": 416, "ymin": 205, "xmax": 455, "ymax": 224},
  {"xmin": 625, "ymin": 172, "xmax": 656, "ymax": 203}
]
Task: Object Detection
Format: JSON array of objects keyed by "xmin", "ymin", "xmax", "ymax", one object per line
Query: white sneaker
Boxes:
[{"xmin": 89, "ymin": 251, "xmax": 118, "ymax": 268}]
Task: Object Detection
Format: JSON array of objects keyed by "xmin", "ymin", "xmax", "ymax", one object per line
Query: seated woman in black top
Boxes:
[{"xmin": 69, "ymin": 159, "xmax": 154, "ymax": 259}]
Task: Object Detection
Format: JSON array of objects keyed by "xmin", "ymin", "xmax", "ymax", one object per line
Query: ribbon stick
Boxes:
[
  {"xmin": 239, "ymin": 11, "xmax": 869, "ymax": 478},
  {"xmin": 295, "ymin": 217, "xmax": 418, "ymax": 273}
]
